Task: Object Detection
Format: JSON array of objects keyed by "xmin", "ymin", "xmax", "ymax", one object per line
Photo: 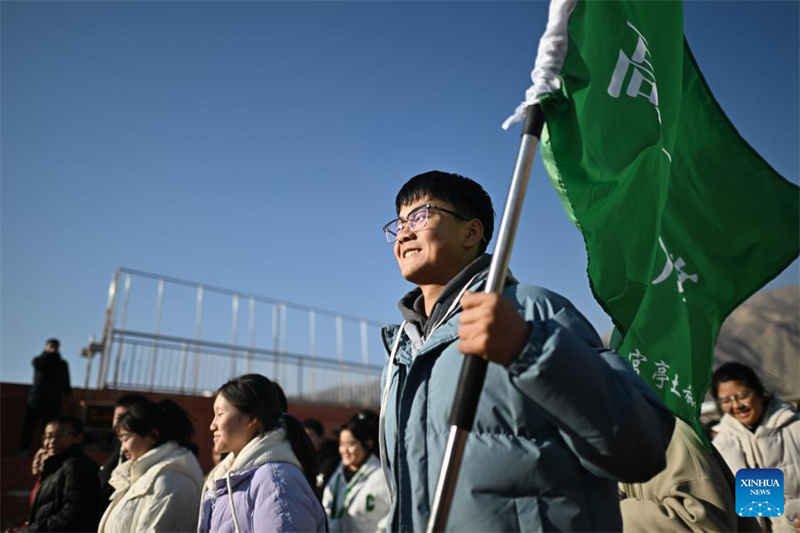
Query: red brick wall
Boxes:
[
  {"xmin": 2, "ymin": 382, "xmax": 368, "ymax": 469},
  {"xmin": 1, "ymin": 382, "xmax": 373, "ymax": 525}
]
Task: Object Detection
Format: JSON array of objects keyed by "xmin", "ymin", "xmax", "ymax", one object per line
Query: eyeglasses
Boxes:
[
  {"xmin": 382, "ymin": 204, "xmax": 472, "ymax": 244},
  {"xmin": 718, "ymin": 389, "xmax": 752, "ymax": 408}
]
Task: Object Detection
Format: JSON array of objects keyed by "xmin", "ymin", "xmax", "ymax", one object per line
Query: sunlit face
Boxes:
[
  {"xmin": 717, "ymin": 380, "xmax": 765, "ymax": 427},
  {"xmin": 393, "ymin": 197, "xmax": 478, "ymax": 288},
  {"xmin": 42, "ymin": 422, "xmax": 80, "ymax": 457},
  {"xmin": 210, "ymin": 394, "xmax": 259, "ymax": 457},
  {"xmin": 118, "ymin": 428, "xmax": 157, "ymax": 463},
  {"xmin": 339, "ymin": 430, "xmax": 370, "ymax": 473}
]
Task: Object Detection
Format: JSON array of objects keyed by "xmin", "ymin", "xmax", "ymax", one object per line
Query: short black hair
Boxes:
[
  {"xmin": 396, "ymin": 171, "xmax": 495, "ymax": 255},
  {"xmin": 115, "ymin": 394, "xmax": 148, "ymax": 409},
  {"xmin": 351, "ymin": 409, "xmax": 379, "ymax": 427},
  {"xmin": 46, "ymin": 338, "xmax": 60, "ymax": 350},
  {"xmin": 115, "ymin": 399, "xmax": 196, "ymax": 452},
  {"xmin": 340, "ymin": 413, "xmax": 379, "ymax": 458},
  {"xmin": 710, "ymin": 362, "xmax": 767, "ymax": 399},
  {"xmin": 50, "ymin": 415, "xmax": 84, "ymax": 435},
  {"xmin": 302, "ymin": 418, "xmax": 324, "ymax": 438}
]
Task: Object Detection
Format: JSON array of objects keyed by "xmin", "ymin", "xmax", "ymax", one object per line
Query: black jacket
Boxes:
[
  {"xmin": 26, "ymin": 445, "xmax": 100, "ymax": 532},
  {"xmin": 316, "ymin": 438, "xmax": 340, "ymax": 499},
  {"xmin": 97, "ymin": 444, "xmax": 123, "ymax": 515},
  {"xmin": 27, "ymin": 351, "xmax": 71, "ymax": 412}
]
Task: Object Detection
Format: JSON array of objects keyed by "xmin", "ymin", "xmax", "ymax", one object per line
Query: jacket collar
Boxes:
[
  {"xmin": 204, "ymin": 428, "xmax": 301, "ymax": 494},
  {"xmin": 397, "ymin": 254, "xmax": 494, "ymax": 337},
  {"xmin": 109, "ymin": 441, "xmax": 180, "ymax": 496},
  {"xmin": 387, "ymin": 255, "xmax": 518, "ymax": 363},
  {"xmin": 42, "ymin": 445, "xmax": 83, "ymax": 477},
  {"xmin": 354, "ymin": 454, "xmax": 381, "ymax": 480},
  {"xmin": 334, "ymin": 454, "xmax": 381, "ymax": 493}
]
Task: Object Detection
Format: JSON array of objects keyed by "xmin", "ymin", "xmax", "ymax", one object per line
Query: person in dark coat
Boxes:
[
  {"xmin": 97, "ymin": 393, "xmax": 148, "ymax": 515},
  {"xmin": 302, "ymin": 418, "xmax": 340, "ymax": 499},
  {"xmin": 22, "ymin": 415, "xmax": 100, "ymax": 532},
  {"xmin": 18, "ymin": 339, "xmax": 72, "ymax": 453}
]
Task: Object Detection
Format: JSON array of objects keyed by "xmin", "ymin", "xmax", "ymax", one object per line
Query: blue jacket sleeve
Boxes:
[{"xmin": 507, "ymin": 305, "xmax": 675, "ymax": 483}]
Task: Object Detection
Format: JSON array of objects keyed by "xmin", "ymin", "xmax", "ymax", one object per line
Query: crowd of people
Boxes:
[
  {"xmin": 8, "ymin": 171, "xmax": 800, "ymax": 533},
  {"xmin": 11, "ymin": 371, "xmax": 393, "ymax": 533}
]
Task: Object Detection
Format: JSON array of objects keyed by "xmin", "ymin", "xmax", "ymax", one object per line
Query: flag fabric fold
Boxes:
[{"xmin": 511, "ymin": 0, "xmax": 799, "ymax": 439}]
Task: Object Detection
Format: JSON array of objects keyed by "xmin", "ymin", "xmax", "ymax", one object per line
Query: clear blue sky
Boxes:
[{"xmin": 2, "ymin": 1, "xmax": 798, "ymax": 387}]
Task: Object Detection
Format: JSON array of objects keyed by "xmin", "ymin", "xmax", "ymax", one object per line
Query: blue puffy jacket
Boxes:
[{"xmin": 379, "ymin": 268, "xmax": 674, "ymax": 532}]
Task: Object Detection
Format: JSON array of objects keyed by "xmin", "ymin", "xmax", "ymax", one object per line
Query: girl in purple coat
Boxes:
[{"xmin": 198, "ymin": 374, "xmax": 327, "ymax": 533}]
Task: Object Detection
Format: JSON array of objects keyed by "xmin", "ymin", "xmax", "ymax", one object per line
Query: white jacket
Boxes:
[
  {"xmin": 713, "ymin": 396, "xmax": 800, "ymax": 532},
  {"xmin": 98, "ymin": 441, "xmax": 204, "ymax": 533},
  {"xmin": 322, "ymin": 455, "xmax": 390, "ymax": 533}
]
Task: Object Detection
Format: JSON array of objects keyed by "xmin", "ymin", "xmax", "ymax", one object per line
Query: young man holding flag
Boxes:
[{"xmin": 379, "ymin": 170, "xmax": 675, "ymax": 532}]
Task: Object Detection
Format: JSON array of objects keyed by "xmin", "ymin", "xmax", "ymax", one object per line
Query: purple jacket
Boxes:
[{"xmin": 198, "ymin": 430, "xmax": 326, "ymax": 533}]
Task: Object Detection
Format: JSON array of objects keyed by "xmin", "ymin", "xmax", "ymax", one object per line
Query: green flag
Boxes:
[{"xmin": 529, "ymin": 0, "xmax": 799, "ymax": 438}]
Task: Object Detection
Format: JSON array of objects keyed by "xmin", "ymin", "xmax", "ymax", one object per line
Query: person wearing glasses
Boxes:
[
  {"xmin": 20, "ymin": 416, "xmax": 99, "ymax": 532},
  {"xmin": 379, "ymin": 170, "xmax": 674, "ymax": 532},
  {"xmin": 711, "ymin": 362, "xmax": 800, "ymax": 533}
]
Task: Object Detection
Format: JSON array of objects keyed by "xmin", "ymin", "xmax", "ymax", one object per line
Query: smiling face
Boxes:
[
  {"xmin": 393, "ymin": 196, "xmax": 482, "ymax": 289},
  {"xmin": 717, "ymin": 379, "xmax": 765, "ymax": 427},
  {"xmin": 42, "ymin": 422, "xmax": 80, "ymax": 457},
  {"xmin": 339, "ymin": 429, "xmax": 369, "ymax": 473},
  {"xmin": 210, "ymin": 393, "xmax": 259, "ymax": 458},
  {"xmin": 118, "ymin": 428, "xmax": 157, "ymax": 463}
]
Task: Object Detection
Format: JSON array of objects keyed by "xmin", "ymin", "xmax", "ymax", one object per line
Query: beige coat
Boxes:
[
  {"xmin": 620, "ymin": 419, "xmax": 760, "ymax": 532},
  {"xmin": 714, "ymin": 397, "xmax": 800, "ymax": 532},
  {"xmin": 98, "ymin": 441, "xmax": 204, "ymax": 533}
]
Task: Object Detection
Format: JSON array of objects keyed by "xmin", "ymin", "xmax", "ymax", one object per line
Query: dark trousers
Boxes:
[{"xmin": 19, "ymin": 405, "xmax": 58, "ymax": 452}]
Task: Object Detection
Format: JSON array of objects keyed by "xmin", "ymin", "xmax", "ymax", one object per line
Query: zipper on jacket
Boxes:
[{"xmin": 391, "ymin": 363, "xmax": 406, "ymax": 532}]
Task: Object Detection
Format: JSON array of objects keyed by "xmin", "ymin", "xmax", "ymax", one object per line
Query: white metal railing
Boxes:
[{"xmin": 85, "ymin": 268, "xmax": 385, "ymax": 406}]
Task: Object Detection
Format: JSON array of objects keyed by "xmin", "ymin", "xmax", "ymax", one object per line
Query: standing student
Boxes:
[
  {"xmin": 98, "ymin": 399, "xmax": 203, "ymax": 533},
  {"xmin": 323, "ymin": 414, "xmax": 390, "ymax": 533},
  {"xmin": 98, "ymin": 393, "xmax": 148, "ymax": 515},
  {"xmin": 379, "ymin": 171, "xmax": 674, "ymax": 532},
  {"xmin": 18, "ymin": 339, "xmax": 71, "ymax": 454},
  {"xmin": 198, "ymin": 374, "xmax": 326, "ymax": 533},
  {"xmin": 22, "ymin": 416, "xmax": 99, "ymax": 532}
]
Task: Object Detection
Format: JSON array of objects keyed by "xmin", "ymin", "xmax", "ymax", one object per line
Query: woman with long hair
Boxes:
[
  {"xmin": 711, "ymin": 362, "xmax": 800, "ymax": 532},
  {"xmin": 323, "ymin": 413, "xmax": 390, "ymax": 533},
  {"xmin": 98, "ymin": 398, "xmax": 204, "ymax": 533},
  {"xmin": 198, "ymin": 374, "xmax": 326, "ymax": 533}
]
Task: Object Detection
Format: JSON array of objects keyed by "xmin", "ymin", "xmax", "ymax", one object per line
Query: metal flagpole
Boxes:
[{"xmin": 426, "ymin": 104, "xmax": 545, "ymax": 533}]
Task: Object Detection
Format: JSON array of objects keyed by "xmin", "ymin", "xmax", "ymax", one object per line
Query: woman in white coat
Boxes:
[
  {"xmin": 711, "ymin": 362, "xmax": 800, "ymax": 533},
  {"xmin": 323, "ymin": 413, "xmax": 390, "ymax": 533},
  {"xmin": 98, "ymin": 398, "xmax": 204, "ymax": 533}
]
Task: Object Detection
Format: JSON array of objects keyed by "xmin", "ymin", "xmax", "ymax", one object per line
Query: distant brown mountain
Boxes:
[
  {"xmin": 713, "ymin": 285, "xmax": 799, "ymax": 399},
  {"xmin": 602, "ymin": 285, "xmax": 799, "ymax": 400}
]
